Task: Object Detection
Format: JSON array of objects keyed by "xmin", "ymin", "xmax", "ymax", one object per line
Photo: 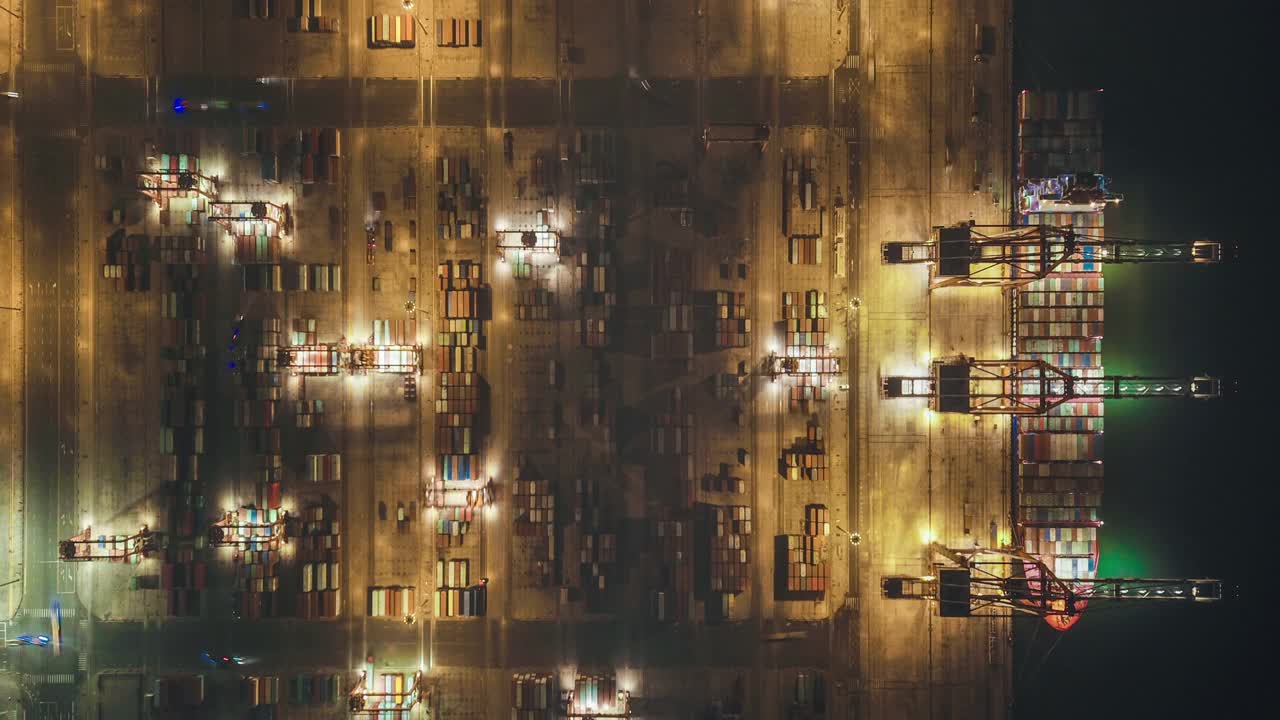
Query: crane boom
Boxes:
[
  {"xmin": 881, "ymin": 223, "xmax": 1223, "ymax": 288},
  {"xmin": 882, "ymin": 545, "xmax": 1222, "ymax": 626},
  {"xmin": 882, "ymin": 357, "xmax": 1220, "ymax": 414}
]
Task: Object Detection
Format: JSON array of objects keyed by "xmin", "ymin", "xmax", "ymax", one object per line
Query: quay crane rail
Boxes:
[
  {"xmin": 882, "ymin": 356, "xmax": 1220, "ymax": 414},
  {"xmin": 882, "ymin": 222, "xmax": 1224, "ymax": 289},
  {"xmin": 59, "ymin": 525, "xmax": 164, "ymax": 562},
  {"xmin": 348, "ymin": 670, "xmax": 430, "ymax": 715},
  {"xmin": 882, "ymin": 543, "xmax": 1222, "ymax": 626}
]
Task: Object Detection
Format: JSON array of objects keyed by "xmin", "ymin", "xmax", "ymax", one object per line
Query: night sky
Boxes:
[{"xmin": 1012, "ymin": 3, "xmax": 1267, "ymax": 717}]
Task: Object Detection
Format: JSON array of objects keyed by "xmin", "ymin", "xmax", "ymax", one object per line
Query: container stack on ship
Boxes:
[{"xmin": 1013, "ymin": 89, "xmax": 1107, "ymax": 629}]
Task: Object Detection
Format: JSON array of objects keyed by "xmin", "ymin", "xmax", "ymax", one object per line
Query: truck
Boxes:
[{"xmin": 703, "ymin": 123, "xmax": 771, "ymax": 147}]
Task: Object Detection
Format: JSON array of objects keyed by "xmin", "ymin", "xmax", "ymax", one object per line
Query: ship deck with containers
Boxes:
[{"xmin": 1013, "ymin": 89, "xmax": 1106, "ymax": 630}]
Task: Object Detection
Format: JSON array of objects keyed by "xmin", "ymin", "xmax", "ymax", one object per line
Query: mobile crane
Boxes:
[
  {"xmin": 881, "ymin": 221, "xmax": 1223, "ymax": 289},
  {"xmin": 59, "ymin": 525, "xmax": 164, "ymax": 562},
  {"xmin": 882, "ymin": 543, "xmax": 1222, "ymax": 630},
  {"xmin": 882, "ymin": 355, "xmax": 1220, "ymax": 414}
]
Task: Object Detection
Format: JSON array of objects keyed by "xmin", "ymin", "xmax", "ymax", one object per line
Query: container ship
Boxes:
[{"xmin": 1013, "ymin": 90, "xmax": 1107, "ymax": 630}]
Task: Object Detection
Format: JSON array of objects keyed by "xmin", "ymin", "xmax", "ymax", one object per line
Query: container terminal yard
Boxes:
[{"xmin": 0, "ymin": 2, "xmax": 1227, "ymax": 720}]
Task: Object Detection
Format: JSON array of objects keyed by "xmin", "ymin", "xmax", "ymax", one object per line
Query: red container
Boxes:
[{"xmin": 162, "ymin": 563, "xmax": 175, "ymax": 589}]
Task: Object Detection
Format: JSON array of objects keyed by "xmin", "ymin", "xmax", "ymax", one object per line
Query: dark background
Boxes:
[{"xmin": 1012, "ymin": 3, "xmax": 1270, "ymax": 717}]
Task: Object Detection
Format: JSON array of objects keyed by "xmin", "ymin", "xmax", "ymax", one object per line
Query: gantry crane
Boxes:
[
  {"xmin": 882, "ymin": 543, "xmax": 1222, "ymax": 629},
  {"xmin": 209, "ymin": 201, "xmax": 291, "ymax": 238},
  {"xmin": 207, "ymin": 508, "xmax": 293, "ymax": 551},
  {"xmin": 277, "ymin": 341, "xmax": 421, "ymax": 376},
  {"xmin": 496, "ymin": 228, "xmax": 562, "ymax": 260},
  {"xmin": 882, "ymin": 222, "xmax": 1223, "ymax": 288},
  {"xmin": 137, "ymin": 158, "xmax": 219, "ymax": 205},
  {"xmin": 765, "ymin": 350, "xmax": 841, "ymax": 379},
  {"xmin": 348, "ymin": 670, "xmax": 430, "ymax": 715},
  {"xmin": 59, "ymin": 526, "xmax": 164, "ymax": 562},
  {"xmin": 882, "ymin": 356, "xmax": 1220, "ymax": 414}
]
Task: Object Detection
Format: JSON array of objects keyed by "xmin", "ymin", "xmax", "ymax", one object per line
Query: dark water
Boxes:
[{"xmin": 1013, "ymin": 3, "xmax": 1268, "ymax": 716}]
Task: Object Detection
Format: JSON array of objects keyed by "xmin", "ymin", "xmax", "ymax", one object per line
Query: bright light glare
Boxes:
[{"xmin": 920, "ymin": 527, "xmax": 935, "ymax": 545}]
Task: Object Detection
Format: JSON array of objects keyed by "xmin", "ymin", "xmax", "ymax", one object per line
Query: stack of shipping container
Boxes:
[
  {"xmin": 242, "ymin": 675, "xmax": 281, "ymax": 707},
  {"xmin": 515, "ymin": 287, "xmax": 554, "ymax": 320},
  {"xmin": 436, "ymin": 155, "xmax": 486, "ymax": 240},
  {"xmin": 288, "ymin": 0, "xmax": 340, "ymax": 33},
  {"xmin": 774, "ymin": 532, "xmax": 827, "ymax": 599},
  {"xmin": 102, "ymin": 231, "xmax": 147, "ymax": 291},
  {"xmin": 649, "ymin": 514, "xmax": 691, "ymax": 623},
  {"xmin": 651, "ymin": 387, "xmax": 693, "ymax": 456},
  {"xmin": 241, "ymin": 128, "xmax": 281, "ymax": 183},
  {"xmin": 290, "ymin": 318, "xmax": 318, "ymax": 346},
  {"xmin": 793, "ymin": 671, "xmax": 827, "ymax": 716},
  {"xmin": 782, "ymin": 425, "xmax": 828, "ymax": 482},
  {"xmin": 783, "ymin": 153, "xmax": 821, "ymax": 237},
  {"xmin": 433, "ymin": 559, "xmax": 488, "ymax": 617},
  {"xmin": 434, "ymin": 17, "xmax": 483, "ymax": 47},
  {"xmin": 512, "ymin": 473, "xmax": 556, "ymax": 587},
  {"xmin": 571, "ymin": 130, "xmax": 618, "ymax": 187},
  {"xmin": 160, "ymin": 545, "xmax": 207, "ymax": 616},
  {"xmin": 579, "ymin": 357, "xmax": 611, "ymax": 429},
  {"xmin": 232, "ymin": 506, "xmax": 284, "ymax": 619},
  {"xmin": 783, "ymin": 290, "xmax": 829, "ymax": 351},
  {"xmin": 295, "ymin": 399, "xmax": 324, "ymax": 428},
  {"xmin": 788, "ymin": 235, "xmax": 823, "ymax": 265},
  {"xmin": 288, "ymin": 673, "xmax": 341, "ymax": 706},
  {"xmin": 368, "ymin": 586, "xmax": 415, "ymax": 618},
  {"xmin": 572, "ymin": 675, "xmax": 620, "ymax": 715},
  {"xmin": 564, "ymin": 475, "xmax": 616, "ymax": 609},
  {"xmin": 367, "ymin": 13, "xmax": 416, "ymax": 48},
  {"xmin": 433, "ymin": 260, "xmax": 486, "ymax": 549},
  {"xmin": 1014, "ymin": 89, "xmax": 1106, "ymax": 599},
  {"xmin": 158, "ymin": 239, "xmax": 209, "ymax": 615},
  {"xmin": 714, "ymin": 290, "xmax": 750, "ymax": 348},
  {"xmin": 511, "ymin": 673, "xmax": 557, "ymax": 720},
  {"xmin": 298, "ymin": 128, "xmax": 342, "ymax": 185},
  {"xmin": 578, "ymin": 248, "xmax": 616, "ymax": 349},
  {"xmin": 297, "ymin": 503, "xmax": 342, "ymax": 619},
  {"xmin": 649, "ymin": 248, "xmax": 692, "ymax": 360},
  {"xmin": 293, "ymin": 264, "xmax": 342, "ymax": 292},
  {"xmin": 434, "ymin": 507, "xmax": 474, "ymax": 547},
  {"xmin": 803, "ymin": 504, "xmax": 831, "ymax": 537},
  {"xmin": 1017, "ymin": 90, "xmax": 1103, "ymax": 182},
  {"xmin": 697, "ymin": 504, "xmax": 750, "ymax": 620}
]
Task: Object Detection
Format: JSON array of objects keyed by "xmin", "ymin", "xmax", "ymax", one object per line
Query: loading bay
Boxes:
[{"xmin": 0, "ymin": 1, "xmax": 1013, "ymax": 718}]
